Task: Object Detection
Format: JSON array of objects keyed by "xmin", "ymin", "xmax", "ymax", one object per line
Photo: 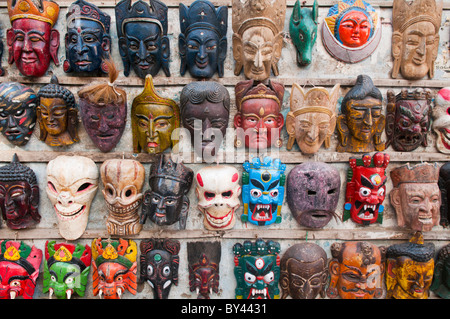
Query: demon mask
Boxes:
[{"xmin": 432, "ymin": 87, "xmax": 450, "ymax": 154}]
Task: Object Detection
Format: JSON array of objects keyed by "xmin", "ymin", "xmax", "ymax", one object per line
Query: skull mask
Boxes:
[
  {"xmin": 46, "ymin": 155, "xmax": 99, "ymax": 241},
  {"xmin": 195, "ymin": 165, "xmax": 241, "ymax": 230}
]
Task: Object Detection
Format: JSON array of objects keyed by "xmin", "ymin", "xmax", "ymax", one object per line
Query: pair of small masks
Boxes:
[
  {"xmin": 43, "ymin": 241, "xmax": 91, "ymax": 299},
  {"xmin": 100, "ymin": 158, "xmax": 145, "ymax": 236},
  {"xmin": 0, "ymin": 240, "xmax": 42, "ymax": 299},
  {"xmin": 327, "ymin": 241, "xmax": 386, "ymax": 299},
  {"xmin": 7, "ymin": 0, "xmax": 60, "ymax": 77},
  {"xmin": 46, "ymin": 155, "xmax": 99, "ymax": 241},
  {"xmin": 64, "ymin": 0, "xmax": 111, "ymax": 74},
  {"xmin": 439, "ymin": 162, "xmax": 450, "ymax": 227},
  {"xmin": 92, "ymin": 238, "xmax": 138, "ymax": 299},
  {"xmin": 432, "ymin": 87, "xmax": 450, "ymax": 154},
  {"xmin": 430, "ymin": 243, "xmax": 450, "ymax": 299}
]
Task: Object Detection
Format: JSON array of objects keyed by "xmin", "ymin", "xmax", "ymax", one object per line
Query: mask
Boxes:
[
  {"xmin": 6, "ymin": 0, "xmax": 60, "ymax": 77},
  {"xmin": 286, "ymin": 83, "xmax": 339, "ymax": 154},
  {"xmin": 115, "ymin": 0, "xmax": 170, "ymax": 78},
  {"xmin": 327, "ymin": 241, "xmax": 386, "ymax": 299},
  {"xmin": 0, "ymin": 154, "xmax": 40, "ymax": 230},
  {"xmin": 439, "ymin": 162, "xmax": 450, "ymax": 227},
  {"xmin": 386, "ymin": 231, "xmax": 435, "ymax": 299},
  {"xmin": 195, "ymin": 165, "xmax": 241, "ymax": 230},
  {"xmin": 391, "ymin": 0, "xmax": 442, "ymax": 80},
  {"xmin": 430, "ymin": 243, "xmax": 450, "ymax": 299},
  {"xmin": 131, "ymin": 75, "xmax": 180, "ymax": 154},
  {"xmin": 141, "ymin": 154, "xmax": 193, "ymax": 229},
  {"xmin": 139, "ymin": 239, "xmax": 180, "ymax": 299},
  {"xmin": 43, "ymin": 241, "xmax": 91, "ymax": 299},
  {"xmin": 337, "ymin": 74, "xmax": 385, "ymax": 153},
  {"xmin": 187, "ymin": 241, "xmax": 221, "ymax": 299},
  {"xmin": 0, "ymin": 240, "xmax": 42, "ymax": 299},
  {"xmin": 91, "ymin": 238, "xmax": 138, "ymax": 299},
  {"xmin": 46, "ymin": 155, "xmax": 99, "ymax": 241},
  {"xmin": 179, "ymin": 0, "xmax": 228, "ymax": 79},
  {"xmin": 343, "ymin": 152, "xmax": 389, "ymax": 225},
  {"xmin": 100, "ymin": 159, "xmax": 145, "ymax": 235},
  {"xmin": 242, "ymin": 156, "xmax": 286, "ymax": 226},
  {"xmin": 233, "ymin": 239, "xmax": 281, "ymax": 299},
  {"xmin": 64, "ymin": 0, "xmax": 111, "ymax": 74},
  {"xmin": 432, "ymin": 87, "xmax": 450, "ymax": 154},
  {"xmin": 390, "ymin": 162, "xmax": 440, "ymax": 231},
  {"xmin": 287, "ymin": 162, "xmax": 340, "ymax": 229},
  {"xmin": 0, "ymin": 25, "xmax": 4, "ymax": 76},
  {"xmin": 280, "ymin": 243, "xmax": 328, "ymax": 299}
]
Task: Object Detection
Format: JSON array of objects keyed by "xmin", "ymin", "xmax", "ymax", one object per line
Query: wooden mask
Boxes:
[
  {"xmin": 432, "ymin": 87, "xmax": 450, "ymax": 154},
  {"xmin": 439, "ymin": 162, "xmax": 450, "ymax": 227},
  {"xmin": 0, "ymin": 25, "xmax": 4, "ymax": 76},
  {"xmin": 430, "ymin": 243, "xmax": 450, "ymax": 299}
]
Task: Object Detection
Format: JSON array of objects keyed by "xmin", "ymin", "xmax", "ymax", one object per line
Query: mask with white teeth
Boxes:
[
  {"xmin": 432, "ymin": 87, "xmax": 450, "ymax": 154},
  {"xmin": 46, "ymin": 155, "xmax": 99, "ymax": 240},
  {"xmin": 100, "ymin": 159, "xmax": 145, "ymax": 235}
]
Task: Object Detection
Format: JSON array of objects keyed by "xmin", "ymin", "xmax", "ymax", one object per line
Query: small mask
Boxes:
[
  {"xmin": 179, "ymin": 0, "xmax": 228, "ymax": 79},
  {"xmin": 64, "ymin": 0, "xmax": 111, "ymax": 74},
  {"xmin": 386, "ymin": 231, "xmax": 435, "ymax": 299},
  {"xmin": 439, "ymin": 162, "xmax": 450, "ymax": 227},
  {"xmin": 0, "ymin": 240, "xmax": 42, "ymax": 299},
  {"xmin": 327, "ymin": 241, "xmax": 386, "ymax": 299},
  {"xmin": 195, "ymin": 165, "xmax": 241, "ymax": 230},
  {"xmin": 432, "ymin": 87, "xmax": 450, "ymax": 154},
  {"xmin": 46, "ymin": 155, "xmax": 99, "ymax": 241},
  {"xmin": 337, "ymin": 75, "xmax": 385, "ymax": 153},
  {"xmin": 386, "ymin": 88, "xmax": 432, "ymax": 151},
  {"xmin": 343, "ymin": 152, "xmax": 389, "ymax": 225},
  {"xmin": 43, "ymin": 241, "xmax": 91, "ymax": 299},
  {"xmin": 390, "ymin": 162, "xmax": 440, "ymax": 231},
  {"xmin": 37, "ymin": 76, "xmax": 79, "ymax": 147},
  {"xmin": 286, "ymin": 83, "xmax": 339, "ymax": 154},
  {"xmin": 430, "ymin": 243, "xmax": 450, "ymax": 299},
  {"xmin": 131, "ymin": 75, "xmax": 180, "ymax": 154},
  {"xmin": 287, "ymin": 162, "xmax": 340, "ymax": 229},
  {"xmin": 242, "ymin": 156, "xmax": 286, "ymax": 226},
  {"xmin": 139, "ymin": 239, "xmax": 180, "ymax": 299},
  {"xmin": 280, "ymin": 243, "xmax": 328, "ymax": 299},
  {"xmin": 233, "ymin": 239, "xmax": 281, "ymax": 299},
  {"xmin": 115, "ymin": 0, "xmax": 170, "ymax": 78},
  {"xmin": 100, "ymin": 158, "xmax": 145, "ymax": 236},
  {"xmin": 141, "ymin": 154, "xmax": 193, "ymax": 229},
  {"xmin": 0, "ymin": 154, "xmax": 40, "ymax": 230},
  {"xmin": 187, "ymin": 241, "xmax": 221, "ymax": 299},
  {"xmin": 91, "ymin": 238, "xmax": 138, "ymax": 299}
]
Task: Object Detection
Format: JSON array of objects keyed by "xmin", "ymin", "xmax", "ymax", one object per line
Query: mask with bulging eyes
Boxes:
[{"xmin": 46, "ymin": 155, "xmax": 99, "ymax": 240}]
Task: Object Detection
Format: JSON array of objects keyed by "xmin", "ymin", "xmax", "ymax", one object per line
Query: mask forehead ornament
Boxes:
[{"xmin": 432, "ymin": 87, "xmax": 450, "ymax": 153}]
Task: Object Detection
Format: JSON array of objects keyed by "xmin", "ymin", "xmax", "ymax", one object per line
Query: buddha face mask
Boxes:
[{"xmin": 432, "ymin": 87, "xmax": 450, "ymax": 154}]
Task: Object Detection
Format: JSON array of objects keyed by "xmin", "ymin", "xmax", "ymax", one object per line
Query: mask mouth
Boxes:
[
  {"xmin": 247, "ymin": 287, "xmax": 269, "ymax": 299},
  {"xmin": 396, "ymin": 133, "xmax": 422, "ymax": 147},
  {"xmin": 418, "ymin": 212, "xmax": 433, "ymax": 225},
  {"xmin": 55, "ymin": 204, "xmax": 86, "ymax": 220},
  {"xmin": 250, "ymin": 203, "xmax": 276, "ymax": 223},
  {"xmin": 204, "ymin": 208, "xmax": 235, "ymax": 229},
  {"xmin": 355, "ymin": 201, "xmax": 379, "ymax": 222},
  {"xmin": 106, "ymin": 200, "xmax": 141, "ymax": 215}
]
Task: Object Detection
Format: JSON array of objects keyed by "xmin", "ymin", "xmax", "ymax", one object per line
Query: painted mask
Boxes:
[
  {"xmin": 327, "ymin": 241, "xmax": 386, "ymax": 299},
  {"xmin": 386, "ymin": 231, "xmax": 435, "ymax": 299},
  {"xmin": 141, "ymin": 154, "xmax": 193, "ymax": 229},
  {"xmin": 139, "ymin": 239, "xmax": 180, "ymax": 299},
  {"xmin": 6, "ymin": 0, "xmax": 60, "ymax": 77},
  {"xmin": 390, "ymin": 162, "xmax": 440, "ymax": 231},
  {"xmin": 0, "ymin": 26, "xmax": 4, "ymax": 76},
  {"xmin": 64, "ymin": 0, "xmax": 111, "ymax": 74},
  {"xmin": 187, "ymin": 241, "xmax": 221, "ymax": 299},
  {"xmin": 234, "ymin": 80, "xmax": 285, "ymax": 150},
  {"xmin": 386, "ymin": 88, "xmax": 432, "ymax": 151},
  {"xmin": 37, "ymin": 76, "xmax": 79, "ymax": 147},
  {"xmin": 180, "ymin": 81, "xmax": 230, "ymax": 158},
  {"xmin": 115, "ymin": 0, "xmax": 170, "ymax": 78},
  {"xmin": 322, "ymin": 0, "xmax": 381, "ymax": 63},
  {"xmin": 46, "ymin": 155, "xmax": 99, "ymax": 241},
  {"xmin": 233, "ymin": 239, "xmax": 281, "ymax": 299},
  {"xmin": 430, "ymin": 243, "xmax": 450, "ymax": 299},
  {"xmin": 0, "ymin": 82, "xmax": 37, "ymax": 146},
  {"xmin": 439, "ymin": 162, "xmax": 450, "ymax": 227},
  {"xmin": 289, "ymin": 0, "xmax": 318, "ymax": 66},
  {"xmin": 195, "ymin": 165, "xmax": 241, "ymax": 230},
  {"xmin": 343, "ymin": 152, "xmax": 389, "ymax": 225},
  {"xmin": 232, "ymin": 0, "xmax": 286, "ymax": 81},
  {"xmin": 287, "ymin": 162, "xmax": 340, "ymax": 229},
  {"xmin": 91, "ymin": 238, "xmax": 138, "ymax": 299},
  {"xmin": 432, "ymin": 87, "xmax": 450, "ymax": 154},
  {"xmin": 0, "ymin": 240, "xmax": 42, "ymax": 299},
  {"xmin": 43, "ymin": 241, "xmax": 91, "ymax": 299},
  {"xmin": 391, "ymin": 0, "xmax": 442, "ymax": 80},
  {"xmin": 336, "ymin": 74, "xmax": 385, "ymax": 153},
  {"xmin": 280, "ymin": 243, "xmax": 328, "ymax": 299},
  {"xmin": 100, "ymin": 158, "xmax": 145, "ymax": 236},
  {"xmin": 179, "ymin": 0, "xmax": 228, "ymax": 79},
  {"xmin": 0, "ymin": 154, "xmax": 40, "ymax": 230},
  {"xmin": 286, "ymin": 83, "xmax": 339, "ymax": 154},
  {"xmin": 242, "ymin": 156, "xmax": 286, "ymax": 226},
  {"xmin": 131, "ymin": 75, "xmax": 180, "ymax": 154}
]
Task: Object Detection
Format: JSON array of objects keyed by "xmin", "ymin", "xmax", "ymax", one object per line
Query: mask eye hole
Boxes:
[
  {"xmin": 48, "ymin": 181, "xmax": 57, "ymax": 193},
  {"xmin": 307, "ymin": 190, "xmax": 316, "ymax": 196},
  {"xmin": 447, "ymin": 107, "xmax": 450, "ymax": 116},
  {"xmin": 222, "ymin": 191, "xmax": 232, "ymax": 198},
  {"xmin": 77, "ymin": 183, "xmax": 93, "ymax": 193},
  {"xmin": 328, "ymin": 189, "xmax": 336, "ymax": 195},
  {"xmin": 204, "ymin": 192, "xmax": 216, "ymax": 200}
]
